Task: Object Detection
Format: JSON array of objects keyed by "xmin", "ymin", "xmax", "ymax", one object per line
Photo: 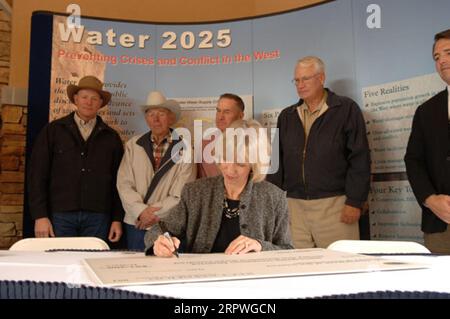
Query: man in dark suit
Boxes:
[{"xmin": 405, "ymin": 29, "xmax": 450, "ymax": 253}]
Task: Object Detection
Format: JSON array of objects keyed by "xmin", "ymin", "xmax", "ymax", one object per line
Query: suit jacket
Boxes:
[
  {"xmin": 144, "ymin": 175, "xmax": 293, "ymax": 253},
  {"xmin": 405, "ymin": 88, "xmax": 449, "ymax": 233}
]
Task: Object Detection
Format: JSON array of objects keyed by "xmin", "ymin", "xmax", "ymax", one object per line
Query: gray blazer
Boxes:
[{"xmin": 145, "ymin": 175, "xmax": 293, "ymax": 253}]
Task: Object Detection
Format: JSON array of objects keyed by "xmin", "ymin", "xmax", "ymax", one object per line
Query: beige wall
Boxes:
[{"xmin": 10, "ymin": 0, "xmax": 327, "ymax": 87}]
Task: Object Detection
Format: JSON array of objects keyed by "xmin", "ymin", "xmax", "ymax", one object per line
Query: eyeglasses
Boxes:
[{"xmin": 291, "ymin": 73, "xmax": 320, "ymax": 85}]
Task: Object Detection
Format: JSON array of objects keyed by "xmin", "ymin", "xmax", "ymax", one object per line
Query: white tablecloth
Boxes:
[{"xmin": 1, "ymin": 250, "xmax": 449, "ymax": 299}]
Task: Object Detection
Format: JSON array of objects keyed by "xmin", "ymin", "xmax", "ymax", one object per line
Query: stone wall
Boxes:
[{"xmin": 0, "ymin": 8, "xmax": 22, "ymax": 249}]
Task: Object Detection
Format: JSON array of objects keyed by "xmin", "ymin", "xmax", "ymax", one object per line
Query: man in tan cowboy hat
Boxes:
[
  {"xmin": 28, "ymin": 75, "xmax": 125, "ymax": 243},
  {"xmin": 117, "ymin": 90, "xmax": 196, "ymax": 250}
]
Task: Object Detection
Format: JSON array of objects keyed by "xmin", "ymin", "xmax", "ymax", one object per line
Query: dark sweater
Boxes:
[{"xmin": 145, "ymin": 175, "xmax": 293, "ymax": 253}]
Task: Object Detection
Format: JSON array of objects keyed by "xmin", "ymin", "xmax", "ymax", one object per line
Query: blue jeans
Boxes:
[
  {"xmin": 124, "ymin": 223, "xmax": 146, "ymax": 251},
  {"xmin": 52, "ymin": 211, "xmax": 110, "ymax": 242}
]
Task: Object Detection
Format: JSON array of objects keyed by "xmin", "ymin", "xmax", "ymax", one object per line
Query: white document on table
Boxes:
[{"xmin": 83, "ymin": 248, "xmax": 429, "ymax": 287}]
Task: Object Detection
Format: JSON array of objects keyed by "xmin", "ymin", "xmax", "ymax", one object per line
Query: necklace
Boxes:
[{"xmin": 223, "ymin": 197, "xmax": 240, "ymax": 219}]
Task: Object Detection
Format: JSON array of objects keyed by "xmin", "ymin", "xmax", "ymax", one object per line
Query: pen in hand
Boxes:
[
  {"xmin": 163, "ymin": 232, "xmax": 179, "ymax": 258},
  {"xmin": 159, "ymin": 222, "xmax": 179, "ymax": 258}
]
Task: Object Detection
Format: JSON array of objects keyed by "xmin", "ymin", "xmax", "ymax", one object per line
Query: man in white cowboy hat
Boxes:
[
  {"xmin": 117, "ymin": 90, "xmax": 196, "ymax": 251},
  {"xmin": 28, "ymin": 75, "xmax": 124, "ymax": 243}
]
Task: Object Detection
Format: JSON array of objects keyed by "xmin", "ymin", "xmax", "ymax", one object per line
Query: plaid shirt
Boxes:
[{"xmin": 151, "ymin": 133, "xmax": 172, "ymax": 170}]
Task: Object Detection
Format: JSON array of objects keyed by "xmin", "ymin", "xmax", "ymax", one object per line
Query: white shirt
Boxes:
[{"xmin": 74, "ymin": 112, "xmax": 97, "ymax": 141}]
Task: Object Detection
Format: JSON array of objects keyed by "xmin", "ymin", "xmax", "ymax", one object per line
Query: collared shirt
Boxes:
[
  {"xmin": 151, "ymin": 132, "xmax": 172, "ymax": 170},
  {"xmin": 296, "ymin": 91, "xmax": 342, "ymax": 206},
  {"xmin": 297, "ymin": 91, "xmax": 328, "ymax": 140},
  {"xmin": 74, "ymin": 112, "xmax": 97, "ymax": 141}
]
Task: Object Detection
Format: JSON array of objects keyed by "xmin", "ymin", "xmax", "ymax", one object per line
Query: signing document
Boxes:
[{"xmin": 84, "ymin": 248, "xmax": 428, "ymax": 286}]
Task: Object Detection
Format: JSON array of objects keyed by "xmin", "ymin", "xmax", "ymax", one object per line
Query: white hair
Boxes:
[{"xmin": 296, "ymin": 56, "xmax": 325, "ymax": 74}]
